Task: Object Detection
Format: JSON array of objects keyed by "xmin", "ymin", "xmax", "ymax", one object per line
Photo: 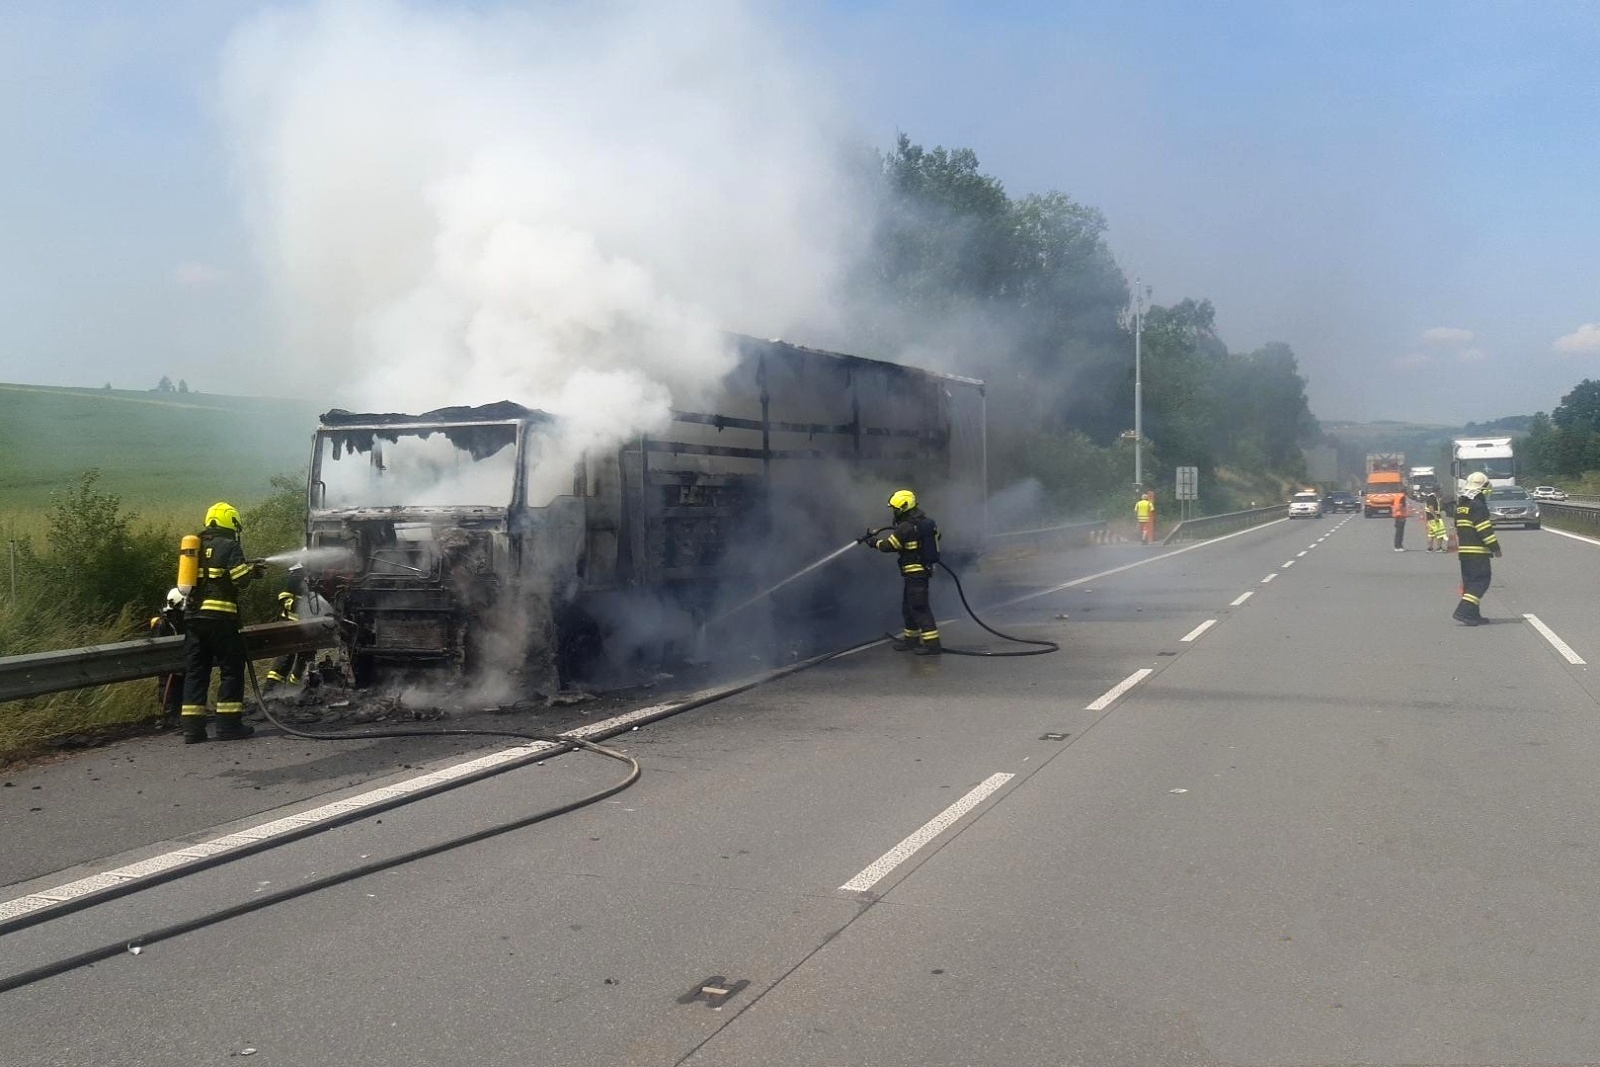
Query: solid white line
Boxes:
[
  {"xmin": 839, "ymin": 772, "xmax": 1015, "ymax": 892},
  {"xmin": 1261, "ymin": 573, "xmax": 1277, "ymax": 583},
  {"xmin": 1230, "ymin": 591, "xmax": 1254, "ymax": 606},
  {"xmin": 1544, "ymin": 527, "xmax": 1600, "ymax": 547},
  {"xmin": 1086, "ymin": 668, "xmax": 1154, "ymax": 711},
  {"xmin": 992, "ymin": 517, "xmax": 1289, "ymax": 610},
  {"xmin": 1181, "ymin": 620, "xmax": 1217, "ymax": 642},
  {"xmin": 1524, "ymin": 614, "xmax": 1587, "ymax": 665}
]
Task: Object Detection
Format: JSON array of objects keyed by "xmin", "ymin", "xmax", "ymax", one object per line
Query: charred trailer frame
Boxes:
[{"xmin": 302, "ymin": 338, "xmax": 985, "ymax": 692}]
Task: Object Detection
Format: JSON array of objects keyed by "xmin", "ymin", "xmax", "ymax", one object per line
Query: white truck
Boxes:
[{"xmin": 1451, "ymin": 437, "xmax": 1516, "ymax": 495}]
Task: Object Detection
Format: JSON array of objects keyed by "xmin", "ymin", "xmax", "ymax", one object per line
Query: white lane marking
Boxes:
[
  {"xmin": 1230, "ymin": 591, "xmax": 1254, "ymax": 606},
  {"xmin": 839, "ymin": 772, "xmax": 1014, "ymax": 892},
  {"xmin": 1524, "ymin": 614, "xmax": 1587, "ymax": 665},
  {"xmin": 1545, "ymin": 527, "xmax": 1600, "ymax": 547},
  {"xmin": 993, "ymin": 518, "xmax": 1290, "ymax": 610},
  {"xmin": 1296, "ymin": 551, "xmax": 1308, "ymax": 557},
  {"xmin": 0, "ymin": 689, "xmax": 746, "ymax": 924},
  {"xmin": 1181, "ymin": 620, "xmax": 1217, "ymax": 643},
  {"xmin": 1261, "ymin": 573, "xmax": 1277, "ymax": 584},
  {"xmin": 1282, "ymin": 560, "xmax": 1296, "ymax": 568},
  {"xmin": 1086, "ymin": 668, "xmax": 1154, "ymax": 711}
]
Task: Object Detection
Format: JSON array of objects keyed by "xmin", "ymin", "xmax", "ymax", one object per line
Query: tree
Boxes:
[
  {"xmin": 156, "ymin": 376, "xmax": 173, "ymax": 393},
  {"xmin": 177, "ymin": 379, "xmax": 189, "ymax": 394}
]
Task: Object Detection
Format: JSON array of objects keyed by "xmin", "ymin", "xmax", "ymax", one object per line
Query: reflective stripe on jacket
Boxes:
[
  {"xmin": 1454, "ymin": 494, "xmax": 1499, "ymax": 555},
  {"xmin": 872, "ymin": 508, "xmax": 940, "ymax": 577}
]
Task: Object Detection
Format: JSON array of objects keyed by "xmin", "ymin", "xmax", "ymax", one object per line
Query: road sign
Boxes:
[{"xmin": 1176, "ymin": 466, "xmax": 1198, "ymax": 501}]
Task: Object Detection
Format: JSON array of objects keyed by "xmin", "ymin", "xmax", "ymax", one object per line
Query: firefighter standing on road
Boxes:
[
  {"xmin": 179, "ymin": 502, "xmax": 264, "ymax": 743},
  {"xmin": 1453, "ymin": 472, "xmax": 1501, "ymax": 626},
  {"xmin": 1135, "ymin": 491, "xmax": 1156, "ymax": 544},
  {"xmin": 865, "ymin": 489, "xmax": 942, "ymax": 655}
]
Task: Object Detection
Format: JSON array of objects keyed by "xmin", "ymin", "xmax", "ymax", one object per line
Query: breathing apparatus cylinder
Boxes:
[{"xmin": 176, "ymin": 534, "xmax": 200, "ymax": 595}]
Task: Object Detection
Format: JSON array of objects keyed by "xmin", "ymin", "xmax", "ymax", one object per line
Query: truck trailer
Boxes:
[{"xmin": 300, "ymin": 336, "xmax": 986, "ymax": 693}]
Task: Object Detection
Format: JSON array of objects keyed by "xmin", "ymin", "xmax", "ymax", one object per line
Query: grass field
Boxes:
[
  {"xmin": 0, "ymin": 383, "xmax": 324, "ymax": 763},
  {"xmin": 0, "ymin": 383, "xmax": 322, "ymax": 515}
]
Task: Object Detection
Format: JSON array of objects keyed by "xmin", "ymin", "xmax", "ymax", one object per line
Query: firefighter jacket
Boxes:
[
  {"xmin": 1455, "ymin": 494, "xmax": 1500, "ymax": 556},
  {"xmin": 191, "ymin": 528, "xmax": 257, "ymax": 620},
  {"xmin": 872, "ymin": 507, "xmax": 940, "ymax": 577}
]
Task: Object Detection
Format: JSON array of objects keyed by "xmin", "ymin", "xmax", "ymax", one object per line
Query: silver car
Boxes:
[{"xmin": 1487, "ymin": 485, "xmax": 1541, "ymax": 529}]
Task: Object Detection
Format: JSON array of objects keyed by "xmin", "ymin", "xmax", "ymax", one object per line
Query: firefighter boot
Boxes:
[
  {"xmin": 892, "ymin": 632, "xmax": 920, "ymax": 651},
  {"xmin": 214, "ymin": 714, "xmax": 255, "ymax": 741},
  {"xmin": 914, "ymin": 636, "xmax": 943, "ymax": 656},
  {"xmin": 181, "ymin": 714, "xmax": 209, "ymax": 745}
]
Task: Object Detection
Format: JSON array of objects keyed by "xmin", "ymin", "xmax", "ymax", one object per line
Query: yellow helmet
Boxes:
[
  {"xmin": 204, "ymin": 501, "xmax": 243, "ymax": 532},
  {"xmin": 888, "ymin": 489, "xmax": 917, "ymax": 513}
]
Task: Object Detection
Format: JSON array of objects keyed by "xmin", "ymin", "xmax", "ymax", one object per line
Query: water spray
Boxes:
[{"xmin": 261, "ymin": 546, "xmax": 360, "ymax": 570}]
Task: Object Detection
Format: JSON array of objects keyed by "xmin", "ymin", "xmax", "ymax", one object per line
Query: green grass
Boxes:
[
  {"xmin": 0, "ymin": 383, "xmax": 322, "ymax": 763},
  {"xmin": 0, "ymin": 383, "xmax": 321, "ymax": 513}
]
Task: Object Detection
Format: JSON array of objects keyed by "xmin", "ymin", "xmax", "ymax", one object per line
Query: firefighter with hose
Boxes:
[
  {"xmin": 862, "ymin": 489, "xmax": 942, "ymax": 655},
  {"xmin": 177, "ymin": 502, "xmax": 265, "ymax": 743}
]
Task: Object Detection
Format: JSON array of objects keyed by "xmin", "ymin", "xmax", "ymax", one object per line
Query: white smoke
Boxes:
[{"xmin": 221, "ymin": 0, "xmax": 865, "ymax": 443}]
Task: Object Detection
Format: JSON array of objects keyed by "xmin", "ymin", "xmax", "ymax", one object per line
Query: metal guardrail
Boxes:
[
  {"xmin": 1162, "ymin": 504, "xmax": 1287, "ymax": 544},
  {"xmin": 0, "ymin": 619, "xmax": 338, "ymax": 705},
  {"xmin": 984, "ymin": 520, "xmax": 1111, "ymax": 553},
  {"xmin": 1536, "ymin": 500, "xmax": 1600, "ymax": 536}
]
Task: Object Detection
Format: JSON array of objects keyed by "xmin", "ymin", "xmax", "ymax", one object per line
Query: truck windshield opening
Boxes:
[{"xmin": 314, "ymin": 425, "xmax": 517, "ymax": 509}]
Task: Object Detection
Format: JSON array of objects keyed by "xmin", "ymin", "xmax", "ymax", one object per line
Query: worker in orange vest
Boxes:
[
  {"xmin": 1135, "ymin": 490, "xmax": 1156, "ymax": 544},
  {"xmin": 1392, "ymin": 490, "xmax": 1410, "ymax": 552}
]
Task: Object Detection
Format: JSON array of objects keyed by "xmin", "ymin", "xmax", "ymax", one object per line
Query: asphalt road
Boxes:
[{"xmin": 6, "ymin": 513, "xmax": 1600, "ymax": 1066}]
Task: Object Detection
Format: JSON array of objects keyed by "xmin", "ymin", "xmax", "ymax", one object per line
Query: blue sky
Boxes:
[{"xmin": 1, "ymin": 0, "xmax": 1596, "ymax": 425}]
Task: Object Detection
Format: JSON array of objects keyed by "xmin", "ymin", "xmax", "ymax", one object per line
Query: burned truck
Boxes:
[{"xmin": 302, "ymin": 337, "xmax": 986, "ymax": 693}]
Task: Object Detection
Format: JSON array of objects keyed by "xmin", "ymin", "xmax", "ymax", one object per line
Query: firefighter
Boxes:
[
  {"xmin": 263, "ymin": 565, "xmax": 308, "ymax": 694},
  {"xmin": 1452, "ymin": 472, "xmax": 1501, "ymax": 626},
  {"xmin": 864, "ymin": 488, "xmax": 942, "ymax": 655},
  {"xmin": 149, "ymin": 587, "xmax": 186, "ymax": 728},
  {"xmin": 179, "ymin": 502, "xmax": 264, "ymax": 743}
]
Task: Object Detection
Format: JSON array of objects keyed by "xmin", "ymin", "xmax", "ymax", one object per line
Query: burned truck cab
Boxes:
[{"xmin": 304, "ymin": 403, "xmax": 581, "ymax": 694}]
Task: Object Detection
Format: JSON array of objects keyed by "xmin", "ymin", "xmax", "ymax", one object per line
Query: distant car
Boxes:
[
  {"xmin": 1486, "ymin": 485, "xmax": 1541, "ymax": 529},
  {"xmin": 1322, "ymin": 490, "xmax": 1359, "ymax": 513},
  {"xmin": 1288, "ymin": 490, "xmax": 1323, "ymax": 519},
  {"xmin": 1530, "ymin": 486, "xmax": 1567, "ymax": 501}
]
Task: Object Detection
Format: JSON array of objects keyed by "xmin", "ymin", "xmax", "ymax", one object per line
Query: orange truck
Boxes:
[{"xmin": 1364, "ymin": 452, "xmax": 1406, "ymax": 517}]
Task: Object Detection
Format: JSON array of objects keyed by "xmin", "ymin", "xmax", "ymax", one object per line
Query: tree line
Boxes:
[
  {"xmin": 1518, "ymin": 380, "xmax": 1600, "ymax": 487},
  {"xmin": 842, "ymin": 135, "xmax": 1316, "ymax": 517}
]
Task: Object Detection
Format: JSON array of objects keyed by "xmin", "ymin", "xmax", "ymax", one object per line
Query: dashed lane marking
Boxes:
[
  {"xmin": 1181, "ymin": 620, "xmax": 1217, "ymax": 643},
  {"xmin": 1230, "ymin": 592, "xmax": 1254, "ymax": 606},
  {"xmin": 1086, "ymin": 668, "xmax": 1154, "ymax": 711},
  {"xmin": 840, "ymin": 772, "xmax": 1015, "ymax": 892},
  {"xmin": 1261, "ymin": 573, "xmax": 1277, "ymax": 584}
]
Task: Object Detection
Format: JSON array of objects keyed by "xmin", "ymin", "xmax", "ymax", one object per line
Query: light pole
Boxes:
[{"xmin": 1133, "ymin": 276, "xmax": 1146, "ymax": 490}]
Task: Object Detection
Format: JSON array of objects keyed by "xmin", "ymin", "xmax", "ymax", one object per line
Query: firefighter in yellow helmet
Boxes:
[
  {"xmin": 864, "ymin": 489, "xmax": 942, "ymax": 654},
  {"xmin": 1452, "ymin": 471, "xmax": 1501, "ymax": 626},
  {"xmin": 179, "ymin": 502, "xmax": 264, "ymax": 742}
]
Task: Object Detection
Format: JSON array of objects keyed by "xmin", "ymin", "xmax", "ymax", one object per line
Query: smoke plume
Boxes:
[{"xmin": 221, "ymin": 0, "xmax": 866, "ymax": 446}]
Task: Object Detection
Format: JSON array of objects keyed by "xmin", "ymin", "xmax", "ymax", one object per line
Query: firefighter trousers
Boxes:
[
  {"xmin": 901, "ymin": 574, "xmax": 936, "ymax": 638},
  {"xmin": 1455, "ymin": 554, "xmax": 1492, "ymax": 620},
  {"xmin": 181, "ymin": 617, "xmax": 248, "ymax": 715}
]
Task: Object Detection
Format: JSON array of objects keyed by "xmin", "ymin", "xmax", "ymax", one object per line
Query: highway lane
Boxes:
[{"xmin": 7, "ymin": 513, "xmax": 1600, "ymax": 1065}]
